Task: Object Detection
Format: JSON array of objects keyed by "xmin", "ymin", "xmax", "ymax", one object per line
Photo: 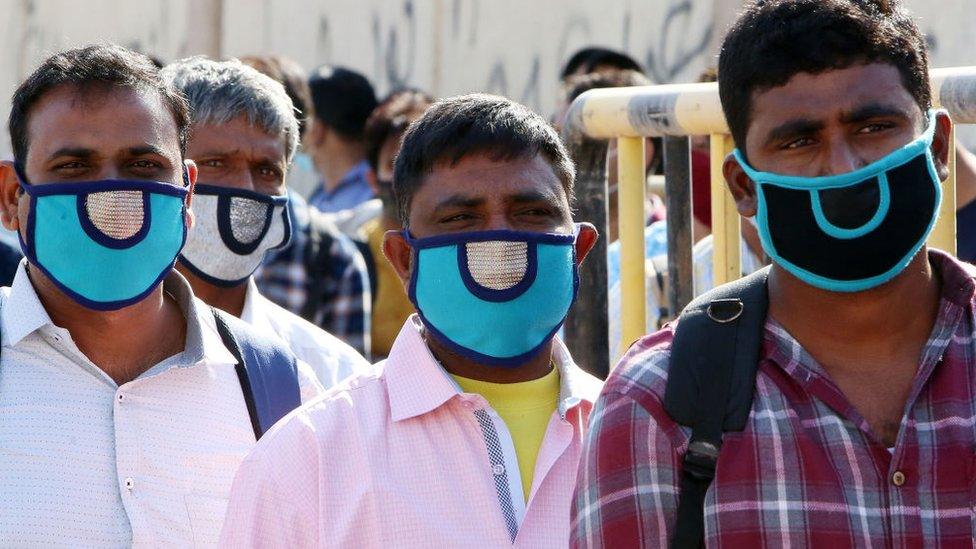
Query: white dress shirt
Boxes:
[
  {"xmin": 0, "ymin": 262, "xmax": 323, "ymax": 547},
  {"xmin": 240, "ymin": 278, "xmax": 369, "ymax": 388}
]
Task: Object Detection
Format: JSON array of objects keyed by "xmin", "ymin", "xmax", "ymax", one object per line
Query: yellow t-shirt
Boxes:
[
  {"xmin": 451, "ymin": 368, "xmax": 560, "ymax": 502},
  {"xmin": 364, "ymin": 218, "xmax": 415, "ymax": 358}
]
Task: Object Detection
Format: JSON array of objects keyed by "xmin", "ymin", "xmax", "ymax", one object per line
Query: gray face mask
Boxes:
[{"xmin": 178, "ymin": 184, "xmax": 292, "ymax": 286}]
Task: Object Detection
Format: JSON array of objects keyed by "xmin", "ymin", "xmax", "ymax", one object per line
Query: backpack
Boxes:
[
  {"xmin": 662, "ymin": 266, "xmax": 770, "ymax": 548},
  {"xmin": 211, "ymin": 308, "xmax": 302, "ymax": 439}
]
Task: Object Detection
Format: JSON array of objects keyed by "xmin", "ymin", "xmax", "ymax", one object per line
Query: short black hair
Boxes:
[
  {"xmin": 393, "ymin": 93, "xmax": 575, "ymax": 226},
  {"xmin": 560, "ymin": 47, "xmax": 644, "ymax": 79},
  {"xmin": 242, "ymin": 54, "xmax": 314, "ymax": 138},
  {"xmin": 9, "ymin": 44, "xmax": 190, "ymax": 167},
  {"xmin": 308, "ymin": 65, "xmax": 377, "ymax": 140},
  {"xmin": 718, "ymin": 0, "xmax": 930, "ymax": 151},
  {"xmin": 364, "ymin": 88, "xmax": 435, "ymax": 173}
]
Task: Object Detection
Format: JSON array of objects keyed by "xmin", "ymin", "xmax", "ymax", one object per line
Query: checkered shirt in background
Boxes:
[{"xmin": 255, "ymin": 195, "xmax": 371, "ymax": 357}]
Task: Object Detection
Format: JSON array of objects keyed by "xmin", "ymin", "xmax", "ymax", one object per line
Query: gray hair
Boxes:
[{"xmin": 161, "ymin": 56, "xmax": 299, "ymax": 163}]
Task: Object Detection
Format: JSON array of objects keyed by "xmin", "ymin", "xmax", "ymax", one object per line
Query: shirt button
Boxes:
[
  {"xmin": 124, "ymin": 477, "xmax": 134, "ymax": 491},
  {"xmin": 892, "ymin": 471, "xmax": 906, "ymax": 486},
  {"xmin": 462, "ymin": 401, "xmax": 473, "ymax": 409},
  {"xmin": 492, "ymin": 464, "xmax": 505, "ymax": 476},
  {"xmin": 117, "ymin": 393, "xmax": 125, "ymax": 403}
]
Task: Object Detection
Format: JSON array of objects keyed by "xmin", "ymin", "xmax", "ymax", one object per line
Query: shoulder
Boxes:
[
  {"xmin": 602, "ymin": 326, "xmax": 678, "ymax": 423},
  {"xmin": 263, "ymin": 364, "xmax": 388, "ymax": 447},
  {"xmin": 258, "ymin": 293, "xmax": 369, "ymax": 373}
]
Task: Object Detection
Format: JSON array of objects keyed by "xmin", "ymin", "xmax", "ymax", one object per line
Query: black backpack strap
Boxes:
[
  {"xmin": 212, "ymin": 307, "xmax": 302, "ymax": 439},
  {"xmin": 663, "ymin": 266, "xmax": 770, "ymax": 548}
]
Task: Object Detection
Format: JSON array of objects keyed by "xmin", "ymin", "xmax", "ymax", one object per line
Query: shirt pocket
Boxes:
[{"xmin": 184, "ymin": 493, "xmax": 229, "ymax": 549}]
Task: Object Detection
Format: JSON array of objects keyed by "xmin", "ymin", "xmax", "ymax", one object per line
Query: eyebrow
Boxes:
[
  {"xmin": 839, "ymin": 103, "xmax": 910, "ymax": 124},
  {"xmin": 126, "ymin": 145, "xmax": 169, "ymax": 157},
  {"xmin": 508, "ymin": 190, "xmax": 561, "ymax": 206},
  {"xmin": 764, "ymin": 118, "xmax": 825, "ymax": 146},
  {"xmin": 432, "ymin": 194, "xmax": 484, "ymax": 214},
  {"xmin": 45, "ymin": 147, "xmax": 95, "ymax": 162}
]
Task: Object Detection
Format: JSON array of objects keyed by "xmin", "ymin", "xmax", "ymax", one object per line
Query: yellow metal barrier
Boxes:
[
  {"xmin": 617, "ymin": 137, "xmax": 648, "ymax": 347},
  {"xmin": 562, "ymin": 66, "xmax": 976, "ymax": 373}
]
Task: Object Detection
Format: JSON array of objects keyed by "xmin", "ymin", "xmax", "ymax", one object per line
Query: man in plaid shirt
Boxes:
[
  {"xmin": 573, "ymin": 0, "xmax": 973, "ymax": 546},
  {"xmin": 256, "ymin": 192, "xmax": 372, "ymax": 357}
]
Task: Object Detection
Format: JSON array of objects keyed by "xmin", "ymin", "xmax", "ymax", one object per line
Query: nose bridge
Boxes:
[
  {"xmin": 822, "ymin": 132, "xmax": 863, "ymax": 176},
  {"xmin": 485, "ymin": 212, "xmax": 513, "ymax": 232}
]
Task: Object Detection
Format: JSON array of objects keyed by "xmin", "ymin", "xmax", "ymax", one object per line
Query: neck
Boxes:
[
  {"xmin": 768, "ymin": 250, "xmax": 940, "ymax": 374},
  {"xmin": 425, "ymin": 331, "xmax": 555, "ymax": 383},
  {"xmin": 28, "ymin": 264, "xmax": 186, "ymax": 385},
  {"xmin": 177, "ymin": 265, "xmax": 248, "ymax": 317},
  {"xmin": 313, "ymin": 142, "xmax": 365, "ymax": 193}
]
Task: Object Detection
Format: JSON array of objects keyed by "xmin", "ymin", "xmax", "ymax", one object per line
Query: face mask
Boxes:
[
  {"xmin": 405, "ymin": 228, "xmax": 579, "ymax": 367},
  {"xmin": 178, "ymin": 184, "xmax": 291, "ymax": 287},
  {"xmin": 15, "ymin": 168, "xmax": 189, "ymax": 310},
  {"xmin": 734, "ymin": 109, "xmax": 944, "ymax": 293}
]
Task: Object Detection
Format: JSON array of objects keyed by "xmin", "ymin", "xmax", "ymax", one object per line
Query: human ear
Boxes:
[
  {"xmin": 382, "ymin": 230, "xmax": 413, "ymax": 289},
  {"xmin": 0, "ymin": 162, "xmax": 24, "ymax": 232},
  {"xmin": 573, "ymin": 223, "xmax": 599, "ymax": 264},
  {"xmin": 183, "ymin": 159, "xmax": 198, "ymax": 229},
  {"xmin": 930, "ymin": 111, "xmax": 953, "ymax": 182},
  {"xmin": 723, "ymin": 154, "xmax": 759, "ymax": 217}
]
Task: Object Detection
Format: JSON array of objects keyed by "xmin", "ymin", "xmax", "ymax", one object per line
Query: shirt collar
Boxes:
[
  {"xmin": 2, "ymin": 260, "xmax": 53, "ymax": 346},
  {"xmin": 384, "ymin": 314, "xmax": 599, "ymax": 422},
  {"xmin": 1, "ymin": 260, "xmax": 237, "ymax": 367}
]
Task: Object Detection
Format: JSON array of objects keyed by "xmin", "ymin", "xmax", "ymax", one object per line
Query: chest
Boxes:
[
  {"xmin": 702, "ymin": 365, "xmax": 976, "ymax": 547},
  {"xmin": 0, "ymin": 346, "xmax": 254, "ymax": 547},
  {"xmin": 324, "ymin": 404, "xmax": 578, "ymax": 548}
]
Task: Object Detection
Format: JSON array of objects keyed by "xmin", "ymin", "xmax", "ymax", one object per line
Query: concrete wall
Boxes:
[{"xmin": 3, "ymin": 0, "xmax": 976, "ymax": 159}]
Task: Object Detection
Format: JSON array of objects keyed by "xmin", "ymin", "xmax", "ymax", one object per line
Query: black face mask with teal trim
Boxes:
[{"xmin": 735, "ymin": 109, "xmax": 944, "ymax": 292}]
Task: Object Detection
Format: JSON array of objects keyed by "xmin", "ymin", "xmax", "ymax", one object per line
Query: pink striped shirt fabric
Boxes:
[{"xmin": 221, "ymin": 314, "xmax": 602, "ymax": 548}]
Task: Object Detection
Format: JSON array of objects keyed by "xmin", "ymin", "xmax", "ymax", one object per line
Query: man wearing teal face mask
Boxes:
[
  {"xmin": 0, "ymin": 45, "xmax": 324, "ymax": 546},
  {"xmin": 222, "ymin": 94, "xmax": 602, "ymax": 547},
  {"xmin": 574, "ymin": 1, "xmax": 976, "ymax": 547}
]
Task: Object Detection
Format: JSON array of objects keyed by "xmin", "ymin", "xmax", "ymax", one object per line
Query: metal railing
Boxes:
[{"xmin": 562, "ymin": 66, "xmax": 976, "ymax": 379}]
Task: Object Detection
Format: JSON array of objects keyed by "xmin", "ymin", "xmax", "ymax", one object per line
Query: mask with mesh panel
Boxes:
[
  {"xmin": 179, "ymin": 184, "xmax": 291, "ymax": 287},
  {"xmin": 14, "ymin": 170, "xmax": 189, "ymax": 310},
  {"xmin": 404, "ymin": 228, "xmax": 579, "ymax": 367}
]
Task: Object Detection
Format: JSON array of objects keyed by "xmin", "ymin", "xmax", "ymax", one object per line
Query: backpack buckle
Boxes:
[
  {"xmin": 707, "ymin": 298, "xmax": 744, "ymax": 323},
  {"xmin": 683, "ymin": 440, "xmax": 720, "ymax": 481}
]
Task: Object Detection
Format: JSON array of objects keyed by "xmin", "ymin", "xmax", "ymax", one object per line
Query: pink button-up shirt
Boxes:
[{"xmin": 220, "ymin": 315, "xmax": 601, "ymax": 548}]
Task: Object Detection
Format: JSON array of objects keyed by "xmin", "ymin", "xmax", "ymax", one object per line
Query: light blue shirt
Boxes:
[{"xmin": 307, "ymin": 160, "xmax": 374, "ymax": 214}]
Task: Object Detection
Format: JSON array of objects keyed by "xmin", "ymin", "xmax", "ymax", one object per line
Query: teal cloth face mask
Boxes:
[
  {"xmin": 16, "ymin": 169, "xmax": 189, "ymax": 310},
  {"xmin": 733, "ymin": 109, "xmax": 945, "ymax": 292},
  {"xmin": 404, "ymin": 228, "xmax": 579, "ymax": 367}
]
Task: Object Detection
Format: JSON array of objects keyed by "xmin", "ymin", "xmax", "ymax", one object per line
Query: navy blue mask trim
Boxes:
[
  {"xmin": 455, "ymin": 241, "xmax": 540, "ymax": 302},
  {"xmin": 75, "ymin": 191, "xmax": 152, "ymax": 250},
  {"xmin": 177, "ymin": 254, "xmax": 251, "ymax": 288},
  {"xmin": 403, "ymin": 227, "xmax": 580, "ymax": 367},
  {"xmin": 195, "ymin": 184, "xmax": 292, "ymax": 256},
  {"xmin": 417, "ymin": 309, "xmax": 569, "ymax": 367},
  {"xmin": 14, "ymin": 170, "xmax": 189, "ymax": 311},
  {"xmin": 404, "ymin": 228, "xmax": 576, "ymax": 249}
]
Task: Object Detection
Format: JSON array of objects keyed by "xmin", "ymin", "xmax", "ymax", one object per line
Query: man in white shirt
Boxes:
[
  {"xmin": 162, "ymin": 57, "xmax": 368, "ymax": 387},
  {"xmin": 0, "ymin": 44, "xmax": 324, "ymax": 546}
]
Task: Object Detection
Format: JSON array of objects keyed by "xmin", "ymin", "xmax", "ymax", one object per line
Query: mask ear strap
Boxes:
[{"xmin": 12, "ymin": 164, "xmax": 33, "ymax": 194}]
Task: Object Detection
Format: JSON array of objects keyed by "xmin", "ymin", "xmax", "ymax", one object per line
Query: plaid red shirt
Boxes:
[{"xmin": 573, "ymin": 250, "xmax": 976, "ymax": 548}]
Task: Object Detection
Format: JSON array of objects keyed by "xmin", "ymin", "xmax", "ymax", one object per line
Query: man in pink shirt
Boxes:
[{"xmin": 221, "ymin": 93, "xmax": 602, "ymax": 548}]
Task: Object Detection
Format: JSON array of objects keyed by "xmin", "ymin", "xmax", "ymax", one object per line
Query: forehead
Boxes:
[
  {"xmin": 746, "ymin": 64, "xmax": 922, "ymax": 138},
  {"xmin": 25, "ymin": 84, "xmax": 180, "ymax": 163},
  {"xmin": 186, "ymin": 115, "xmax": 286, "ymax": 161}
]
